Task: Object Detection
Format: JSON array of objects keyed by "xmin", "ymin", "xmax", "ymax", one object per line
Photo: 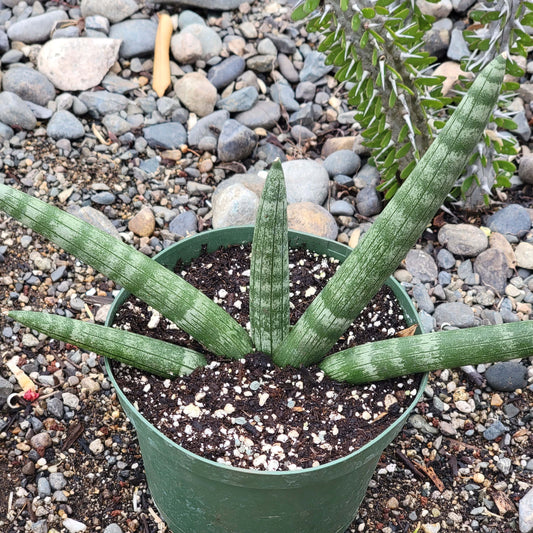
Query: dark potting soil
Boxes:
[{"xmin": 111, "ymin": 244, "xmax": 422, "ymax": 471}]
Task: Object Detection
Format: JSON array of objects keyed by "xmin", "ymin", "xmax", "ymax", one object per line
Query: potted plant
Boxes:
[{"xmin": 1, "ymin": 54, "xmax": 530, "ymax": 532}]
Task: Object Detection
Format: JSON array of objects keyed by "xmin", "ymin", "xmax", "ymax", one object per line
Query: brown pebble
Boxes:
[
  {"xmin": 387, "ymin": 496, "xmax": 400, "ymax": 509},
  {"xmin": 22, "ymin": 461, "xmax": 35, "ymax": 476},
  {"xmin": 30, "ymin": 432, "xmax": 52, "ymax": 450},
  {"xmin": 128, "ymin": 207, "xmax": 155, "ymax": 237}
]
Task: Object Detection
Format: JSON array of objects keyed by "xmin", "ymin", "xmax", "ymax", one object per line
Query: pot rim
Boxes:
[{"xmin": 104, "ymin": 226, "xmax": 429, "ymax": 477}]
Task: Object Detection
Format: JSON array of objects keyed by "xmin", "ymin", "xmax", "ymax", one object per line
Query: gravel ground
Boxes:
[{"xmin": 0, "ymin": 0, "xmax": 532, "ymax": 532}]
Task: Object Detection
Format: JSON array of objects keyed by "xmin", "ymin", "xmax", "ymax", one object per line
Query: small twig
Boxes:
[{"xmin": 395, "ymin": 450, "xmax": 425, "ymax": 481}]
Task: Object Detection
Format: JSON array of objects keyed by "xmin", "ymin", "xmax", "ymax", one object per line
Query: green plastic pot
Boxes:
[{"xmin": 105, "ymin": 227, "xmax": 428, "ymax": 533}]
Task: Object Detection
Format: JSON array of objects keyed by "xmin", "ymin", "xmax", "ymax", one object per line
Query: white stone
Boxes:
[
  {"xmin": 63, "ymin": 518, "xmax": 87, "ymax": 533},
  {"xmin": 520, "ymin": 487, "xmax": 533, "ymax": 533},
  {"xmin": 38, "ymin": 38, "xmax": 121, "ymax": 91}
]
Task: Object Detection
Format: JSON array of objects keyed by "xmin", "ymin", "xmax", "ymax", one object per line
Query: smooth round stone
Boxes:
[
  {"xmin": 433, "ymin": 302, "xmax": 475, "ymax": 328},
  {"xmin": 405, "ymin": 249, "xmax": 438, "ymax": 282},
  {"xmin": 246, "ymin": 54, "xmax": 277, "ymax": 73},
  {"xmin": 515, "ymin": 242, "xmax": 533, "ymax": 270},
  {"xmin": 0, "ymin": 30, "xmax": 8, "ymax": 53},
  {"xmin": 267, "ymin": 33, "xmax": 296, "ymax": 55},
  {"xmin": 128, "ymin": 207, "xmax": 155, "ymax": 237},
  {"xmin": 91, "ymin": 191, "xmax": 116, "ymax": 205},
  {"xmin": 412, "ymin": 283, "xmax": 435, "ymax": 314},
  {"xmin": 323, "ymin": 150, "xmax": 361, "ymax": 177},
  {"xmin": 2, "ymin": 67, "xmax": 56, "ymax": 106},
  {"xmin": 474, "ymin": 248, "xmax": 510, "ymax": 294},
  {"xmin": 518, "ymin": 154, "xmax": 533, "ymax": 185},
  {"xmin": 0, "ymin": 91, "xmax": 36, "ymax": 130},
  {"xmin": 277, "ymin": 53, "xmax": 299, "ymax": 83},
  {"xmin": 68, "ymin": 205, "xmax": 120, "ymax": 238},
  {"xmin": 7, "ymin": 10, "xmax": 69, "ymax": 43},
  {"xmin": 287, "ymin": 202, "xmax": 338, "ymax": 240},
  {"xmin": 519, "ymin": 488, "xmax": 533, "ymax": 533},
  {"xmin": 31, "ymin": 432, "xmax": 52, "ymax": 449},
  {"xmin": 270, "ymin": 82, "xmax": 299, "ymax": 112},
  {"xmin": 102, "ymin": 114, "xmax": 131, "ymax": 136},
  {"xmin": 217, "ymin": 119, "xmax": 257, "ymax": 162},
  {"xmin": 355, "ymin": 187, "xmax": 382, "ymax": 217},
  {"xmin": 85, "ymin": 15, "xmax": 111, "ymax": 33},
  {"xmin": 78, "ymin": 91, "xmax": 129, "ymax": 116},
  {"xmin": 143, "ymin": 122, "xmax": 187, "ymax": 150},
  {"xmin": 180, "ymin": 23, "xmax": 222, "ymax": 60},
  {"xmin": 178, "ymin": 10, "xmax": 206, "ymax": 28},
  {"xmin": 170, "ymin": 32, "xmax": 203, "ymax": 64},
  {"xmin": 38, "ymin": 477, "xmax": 52, "ymax": 498},
  {"xmin": 291, "ymin": 124, "xmax": 316, "ymax": 143},
  {"xmin": 109, "ymin": 19, "xmax": 158, "ymax": 58},
  {"xmin": 216, "ymin": 86, "xmax": 258, "ymax": 113},
  {"xmin": 174, "ymin": 72, "xmax": 217, "ymax": 117},
  {"xmin": 187, "ymin": 110, "xmax": 228, "ymax": 148},
  {"xmin": 485, "ymin": 362, "xmax": 527, "ymax": 392},
  {"xmin": 47, "ymin": 110, "xmax": 85, "ymax": 139},
  {"xmin": 417, "ymin": 0, "xmax": 453, "ymax": 17},
  {"xmin": 49, "ymin": 472, "xmax": 67, "ymax": 491},
  {"xmin": 103, "ymin": 525, "xmax": 123, "ymax": 533},
  {"xmin": 437, "ymin": 248, "xmax": 455, "ymax": 269},
  {"xmin": 207, "ymin": 55, "xmax": 245, "ymax": 89},
  {"xmin": 299, "ymin": 51, "xmax": 333, "ymax": 82},
  {"xmin": 212, "ymin": 183, "xmax": 259, "ymax": 229},
  {"xmin": 63, "ymin": 518, "xmax": 87, "ymax": 533},
  {"xmin": 487, "ymin": 204, "xmax": 531, "ymax": 238},
  {"xmin": 235, "ymin": 100, "xmax": 281, "ymax": 130},
  {"xmin": 329, "ymin": 200, "xmax": 354, "ymax": 217},
  {"xmin": 355, "ymin": 164, "xmax": 380, "ymax": 188},
  {"xmin": 438, "ymin": 223, "xmax": 488, "ymax": 257},
  {"xmin": 0, "ymin": 122, "xmax": 14, "ymax": 140},
  {"xmin": 255, "ymin": 142, "xmax": 286, "ymax": 165},
  {"xmin": 295, "ymin": 81, "xmax": 316, "ymax": 101},
  {"xmin": 80, "ymin": 0, "xmax": 139, "ymax": 23},
  {"xmin": 169, "ymin": 211, "xmax": 198, "ymax": 238},
  {"xmin": 282, "ymin": 159, "xmax": 329, "ymax": 205}
]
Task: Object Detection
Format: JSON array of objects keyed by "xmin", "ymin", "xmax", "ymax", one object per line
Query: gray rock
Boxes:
[
  {"xmin": 0, "ymin": 376, "xmax": 13, "ymax": 406},
  {"xmin": 85, "ymin": 15, "xmax": 111, "ymax": 34},
  {"xmin": 103, "ymin": 525, "xmax": 123, "ymax": 533},
  {"xmin": 437, "ymin": 248, "xmax": 455, "ymax": 269},
  {"xmin": 255, "ymin": 142, "xmax": 286, "ymax": 165},
  {"xmin": 277, "ymin": 53, "xmax": 299, "ymax": 83},
  {"xmin": 483, "ymin": 420, "xmax": 507, "ymax": 441},
  {"xmin": 187, "ymin": 110, "xmax": 229, "ymax": 149},
  {"xmin": 169, "ymin": 211, "xmax": 198, "ymax": 238},
  {"xmin": 412, "ymin": 283, "xmax": 435, "ymax": 314},
  {"xmin": 487, "ymin": 204, "xmax": 531, "ymax": 238},
  {"xmin": 519, "ymin": 154, "xmax": 533, "ymax": 185},
  {"xmin": 433, "ymin": 302, "xmax": 475, "ymax": 328},
  {"xmin": 26, "ymin": 101, "xmax": 53, "ymax": 120},
  {"xmin": 178, "ymin": 10, "xmax": 206, "ymax": 28},
  {"xmin": 295, "ymin": 81, "xmax": 316, "ymax": 101},
  {"xmin": 405, "ymin": 249, "xmax": 438, "ymax": 282},
  {"xmin": 38, "ymin": 38, "xmax": 122, "ymax": 92},
  {"xmin": 212, "ymin": 183, "xmax": 259, "ymax": 229},
  {"xmin": 235, "ymin": 100, "xmax": 281, "ymax": 130},
  {"xmin": 80, "ymin": 0, "xmax": 139, "ymax": 23},
  {"xmin": 291, "ymin": 125, "xmax": 316, "ymax": 143},
  {"xmin": 0, "ymin": 122, "xmax": 14, "ymax": 140},
  {"xmin": 485, "ymin": 362, "xmax": 527, "ymax": 392},
  {"xmin": 46, "ymin": 397, "xmax": 64, "ymax": 418},
  {"xmin": 246, "ymin": 54, "xmax": 277, "ymax": 73},
  {"xmin": 47, "ymin": 110, "xmax": 85, "ymax": 140},
  {"xmin": 288, "ymin": 103, "xmax": 316, "ymax": 128},
  {"xmin": 109, "ymin": 19, "xmax": 158, "ymax": 58},
  {"xmin": 438, "ymin": 224, "xmax": 488, "ymax": 257},
  {"xmin": 78, "ymin": 91, "xmax": 129, "ymax": 116},
  {"xmin": 300, "ymin": 51, "xmax": 334, "ymax": 82},
  {"xmin": 49, "ymin": 472, "xmax": 67, "ymax": 491},
  {"xmin": 2, "ymin": 67, "xmax": 56, "ymax": 106},
  {"xmin": 166, "ymin": 0, "xmax": 242, "ymax": 11},
  {"xmin": 474, "ymin": 248, "xmax": 510, "ymax": 294},
  {"xmin": 101, "ymin": 74, "xmax": 139, "ymax": 94},
  {"xmin": 92, "ymin": 192, "xmax": 116, "ymax": 205},
  {"xmin": 424, "ymin": 25, "xmax": 450, "ymax": 58},
  {"xmin": 180, "ymin": 23, "xmax": 222, "ymax": 60},
  {"xmin": 37, "ymin": 476, "xmax": 51, "ymax": 498},
  {"xmin": 207, "ymin": 55, "xmax": 245, "ymax": 89},
  {"xmin": 67, "ymin": 205, "xmax": 120, "ymax": 238},
  {"xmin": 282, "ymin": 159, "xmax": 330, "ymax": 205},
  {"xmin": 356, "ymin": 187, "xmax": 382, "ymax": 217},
  {"xmin": 512, "ymin": 110, "xmax": 531, "ymax": 142},
  {"xmin": 519, "ymin": 488, "xmax": 533, "ymax": 533},
  {"xmin": 0, "ymin": 92, "xmax": 36, "ymax": 130},
  {"xmin": 1, "ymin": 50, "xmax": 24, "ymax": 65},
  {"xmin": 266, "ymin": 33, "xmax": 296, "ymax": 55},
  {"xmin": 270, "ymin": 82, "xmax": 299, "ymax": 112},
  {"xmin": 323, "ymin": 150, "xmax": 361, "ymax": 177},
  {"xmin": 447, "ymin": 28, "xmax": 470, "ymax": 61},
  {"xmin": 216, "ymin": 87, "xmax": 258, "ymax": 113},
  {"xmin": 174, "ymin": 72, "xmax": 217, "ymax": 117},
  {"xmin": 143, "ymin": 122, "xmax": 187, "ymax": 150},
  {"xmin": 217, "ymin": 119, "xmax": 257, "ymax": 162},
  {"xmin": 452, "ymin": 0, "xmax": 476, "ymax": 10},
  {"xmin": 102, "ymin": 114, "xmax": 131, "ymax": 136},
  {"xmin": 329, "ymin": 199, "xmax": 354, "ymax": 217},
  {"xmin": 7, "ymin": 10, "xmax": 69, "ymax": 43},
  {"xmin": 0, "ymin": 30, "xmax": 8, "ymax": 53},
  {"xmin": 355, "ymin": 164, "xmax": 380, "ymax": 187},
  {"xmin": 409, "ymin": 413, "xmax": 439, "ymax": 435}
]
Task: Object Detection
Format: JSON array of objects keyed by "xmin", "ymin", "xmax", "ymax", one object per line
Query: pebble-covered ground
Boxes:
[{"xmin": 0, "ymin": 0, "xmax": 532, "ymax": 532}]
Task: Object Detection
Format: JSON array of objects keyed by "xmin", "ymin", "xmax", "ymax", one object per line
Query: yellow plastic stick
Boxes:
[
  {"xmin": 152, "ymin": 13, "xmax": 173, "ymax": 97},
  {"xmin": 6, "ymin": 356, "xmax": 37, "ymax": 393}
]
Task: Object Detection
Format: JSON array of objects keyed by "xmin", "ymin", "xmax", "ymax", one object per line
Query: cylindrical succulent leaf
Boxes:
[
  {"xmin": 9, "ymin": 311, "xmax": 206, "ymax": 379},
  {"xmin": 250, "ymin": 160, "xmax": 290, "ymax": 354},
  {"xmin": 320, "ymin": 321, "xmax": 533, "ymax": 384},
  {"xmin": 274, "ymin": 54, "xmax": 506, "ymax": 368},
  {"xmin": 0, "ymin": 185, "xmax": 253, "ymax": 358}
]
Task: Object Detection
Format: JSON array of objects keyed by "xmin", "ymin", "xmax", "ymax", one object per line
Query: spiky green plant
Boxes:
[
  {"xmin": 292, "ymin": 0, "xmax": 531, "ymax": 208},
  {"xmin": 3, "ymin": 55, "xmax": 533, "ymax": 387}
]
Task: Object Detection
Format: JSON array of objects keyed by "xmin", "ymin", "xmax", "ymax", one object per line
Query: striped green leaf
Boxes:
[
  {"xmin": 320, "ymin": 321, "xmax": 533, "ymax": 384},
  {"xmin": 9, "ymin": 311, "xmax": 206, "ymax": 379},
  {"xmin": 250, "ymin": 160, "xmax": 290, "ymax": 354},
  {"xmin": 273, "ymin": 54, "xmax": 506, "ymax": 368},
  {"xmin": 0, "ymin": 185, "xmax": 253, "ymax": 359}
]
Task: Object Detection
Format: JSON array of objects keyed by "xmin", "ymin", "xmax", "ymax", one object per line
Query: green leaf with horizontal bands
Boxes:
[{"xmin": 0, "ymin": 184, "xmax": 253, "ymax": 358}]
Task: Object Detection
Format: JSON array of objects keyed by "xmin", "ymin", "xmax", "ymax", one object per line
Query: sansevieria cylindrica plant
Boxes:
[{"xmin": 2, "ymin": 54, "xmax": 533, "ymax": 386}]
